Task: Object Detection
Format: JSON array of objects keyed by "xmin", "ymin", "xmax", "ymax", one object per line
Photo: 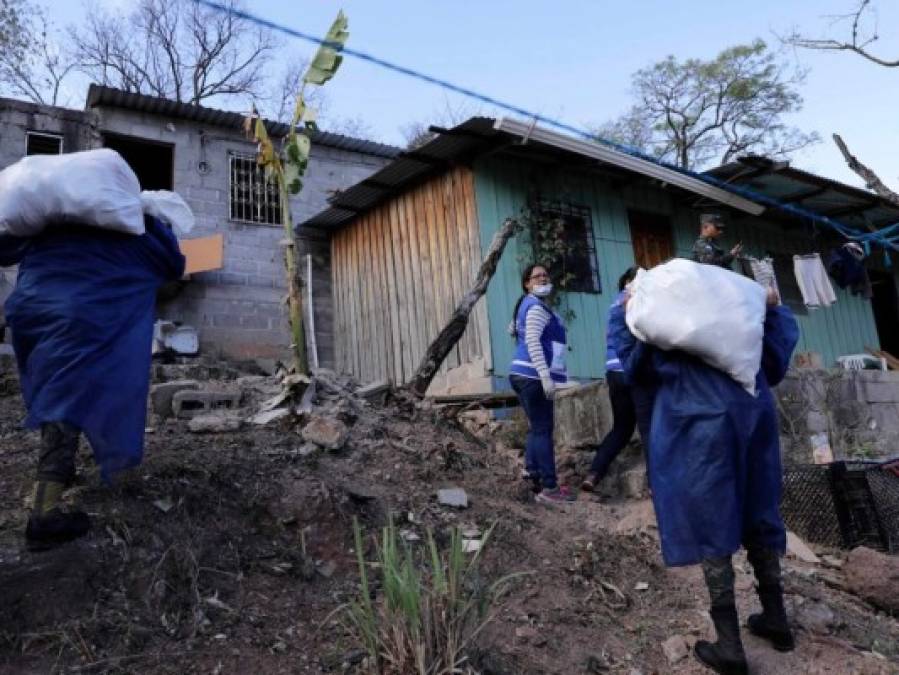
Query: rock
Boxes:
[
  {"xmin": 188, "ymin": 414, "xmax": 244, "ymax": 433},
  {"xmin": 515, "ymin": 626, "xmax": 538, "ymax": 643},
  {"xmin": 633, "ymin": 581, "xmax": 649, "ymax": 591},
  {"xmin": 150, "ymin": 379, "xmax": 200, "ymax": 417},
  {"xmin": 796, "ymin": 600, "xmax": 835, "ymax": 635},
  {"xmin": 821, "ymin": 555, "xmax": 844, "ymax": 569},
  {"xmin": 356, "ymin": 379, "xmax": 391, "ymax": 405},
  {"xmin": 437, "ymin": 488, "xmax": 469, "ymax": 509},
  {"xmin": 786, "ymin": 531, "xmax": 821, "ymax": 564},
  {"xmin": 844, "ymin": 546, "xmax": 899, "ymax": 613},
  {"xmin": 316, "ymin": 561, "xmax": 337, "ymax": 579},
  {"xmin": 298, "ymin": 443, "xmax": 318, "ymax": 457},
  {"xmin": 620, "ymin": 468, "xmax": 647, "ymax": 500},
  {"xmin": 462, "ymin": 538, "xmax": 482, "ymax": 553},
  {"xmin": 248, "ymin": 407, "xmax": 291, "ymax": 426},
  {"xmin": 301, "ymin": 415, "xmax": 349, "ymax": 451},
  {"xmin": 344, "ymin": 483, "xmax": 377, "ymax": 502},
  {"xmin": 661, "ymin": 635, "xmax": 689, "ymax": 665}
]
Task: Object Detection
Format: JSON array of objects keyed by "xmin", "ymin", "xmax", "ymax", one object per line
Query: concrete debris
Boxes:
[
  {"xmin": 786, "ymin": 531, "xmax": 821, "ymax": 564},
  {"xmin": 661, "ymin": 635, "xmax": 689, "ymax": 665},
  {"xmin": 301, "ymin": 415, "xmax": 349, "ymax": 451},
  {"xmin": 248, "ymin": 407, "xmax": 291, "ymax": 426},
  {"xmin": 150, "ymin": 379, "xmax": 200, "ymax": 418},
  {"xmin": 188, "ymin": 413, "xmax": 244, "ymax": 434},
  {"xmin": 844, "ymin": 546, "xmax": 899, "ymax": 613},
  {"xmin": 462, "ymin": 538, "xmax": 482, "ymax": 553},
  {"xmin": 437, "ymin": 488, "xmax": 469, "ymax": 509},
  {"xmin": 796, "ymin": 600, "xmax": 836, "ymax": 635},
  {"xmin": 174, "ymin": 389, "xmax": 242, "ymax": 419}
]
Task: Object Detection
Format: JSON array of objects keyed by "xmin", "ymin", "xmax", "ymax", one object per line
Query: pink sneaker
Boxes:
[{"xmin": 536, "ymin": 486, "xmax": 576, "ymax": 504}]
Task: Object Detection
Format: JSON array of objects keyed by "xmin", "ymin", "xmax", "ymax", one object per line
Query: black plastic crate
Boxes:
[{"xmin": 782, "ymin": 459, "xmax": 899, "ymax": 553}]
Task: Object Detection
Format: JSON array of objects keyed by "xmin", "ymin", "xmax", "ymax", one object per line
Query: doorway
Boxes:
[
  {"xmin": 870, "ymin": 270, "xmax": 899, "ymax": 357},
  {"xmin": 628, "ymin": 209, "xmax": 674, "ymax": 269},
  {"xmin": 103, "ymin": 133, "xmax": 174, "ymax": 190}
]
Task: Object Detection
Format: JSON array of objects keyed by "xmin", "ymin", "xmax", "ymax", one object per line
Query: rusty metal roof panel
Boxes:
[{"xmin": 85, "ymin": 84, "xmax": 401, "ymax": 159}]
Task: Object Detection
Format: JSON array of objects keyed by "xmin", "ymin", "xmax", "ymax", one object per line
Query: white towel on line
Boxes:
[{"xmin": 793, "ymin": 254, "xmax": 836, "ymax": 308}]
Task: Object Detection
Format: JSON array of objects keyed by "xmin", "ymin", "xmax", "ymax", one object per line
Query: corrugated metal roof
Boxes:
[
  {"xmin": 85, "ymin": 84, "xmax": 401, "ymax": 159},
  {"xmin": 708, "ymin": 157, "xmax": 899, "ymax": 230},
  {"xmin": 303, "ymin": 117, "xmax": 772, "ymax": 231}
]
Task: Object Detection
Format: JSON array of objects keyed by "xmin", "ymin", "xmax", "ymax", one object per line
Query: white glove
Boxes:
[{"xmin": 540, "ymin": 375, "xmax": 556, "ymax": 400}]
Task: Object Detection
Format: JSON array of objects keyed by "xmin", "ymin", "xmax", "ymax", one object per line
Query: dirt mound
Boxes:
[{"xmin": 0, "ymin": 363, "xmax": 897, "ymax": 674}]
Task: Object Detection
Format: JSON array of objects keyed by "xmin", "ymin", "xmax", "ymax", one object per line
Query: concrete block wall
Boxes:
[{"xmin": 89, "ymin": 107, "xmax": 393, "ymax": 364}]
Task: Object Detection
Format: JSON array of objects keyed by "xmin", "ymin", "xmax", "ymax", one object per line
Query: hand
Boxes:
[
  {"xmin": 730, "ymin": 242, "xmax": 743, "ymax": 256},
  {"xmin": 540, "ymin": 375, "xmax": 556, "ymax": 400},
  {"xmin": 766, "ymin": 287, "xmax": 780, "ymax": 307}
]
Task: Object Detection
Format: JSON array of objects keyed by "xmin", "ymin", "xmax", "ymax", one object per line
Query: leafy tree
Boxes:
[
  {"xmin": 596, "ymin": 39, "xmax": 818, "ymax": 170},
  {"xmin": 0, "ymin": 0, "xmax": 76, "ymax": 105}
]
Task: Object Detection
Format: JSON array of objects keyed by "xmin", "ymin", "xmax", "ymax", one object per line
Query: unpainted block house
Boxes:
[
  {"xmin": 305, "ymin": 118, "xmax": 899, "ymax": 394},
  {"xmin": 0, "ymin": 85, "xmax": 399, "ymax": 364}
]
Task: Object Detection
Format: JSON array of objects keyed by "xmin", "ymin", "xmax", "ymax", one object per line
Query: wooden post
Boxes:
[
  {"xmin": 408, "ymin": 217, "xmax": 520, "ymax": 396},
  {"xmin": 278, "ymin": 171, "xmax": 309, "ymax": 375}
]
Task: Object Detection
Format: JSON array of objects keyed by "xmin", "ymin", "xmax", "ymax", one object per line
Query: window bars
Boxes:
[
  {"xmin": 535, "ymin": 200, "xmax": 601, "ymax": 293},
  {"xmin": 229, "ymin": 153, "xmax": 282, "ymax": 225}
]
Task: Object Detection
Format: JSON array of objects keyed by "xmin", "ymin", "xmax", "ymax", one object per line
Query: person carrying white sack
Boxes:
[{"xmin": 612, "ymin": 258, "xmax": 800, "ymax": 674}]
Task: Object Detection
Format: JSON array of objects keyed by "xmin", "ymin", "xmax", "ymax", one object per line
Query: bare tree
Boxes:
[
  {"xmin": 786, "ymin": 1, "xmax": 898, "ymax": 68},
  {"xmin": 72, "ymin": 0, "xmax": 276, "ymax": 106},
  {"xmin": 400, "ymin": 99, "xmax": 486, "ymax": 149},
  {"xmin": 0, "ymin": 0, "xmax": 77, "ymax": 105},
  {"xmin": 596, "ymin": 39, "xmax": 818, "ymax": 170}
]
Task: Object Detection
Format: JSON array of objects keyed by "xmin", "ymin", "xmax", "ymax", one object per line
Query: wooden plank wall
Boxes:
[{"xmin": 331, "ymin": 166, "xmax": 489, "ymax": 385}]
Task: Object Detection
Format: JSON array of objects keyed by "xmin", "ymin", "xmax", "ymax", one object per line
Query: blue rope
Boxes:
[{"xmin": 195, "ymin": 0, "xmax": 898, "ymax": 252}]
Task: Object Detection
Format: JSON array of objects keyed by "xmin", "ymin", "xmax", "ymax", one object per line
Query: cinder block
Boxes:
[
  {"xmin": 150, "ymin": 380, "xmax": 201, "ymax": 417},
  {"xmin": 172, "ymin": 390, "xmax": 243, "ymax": 419}
]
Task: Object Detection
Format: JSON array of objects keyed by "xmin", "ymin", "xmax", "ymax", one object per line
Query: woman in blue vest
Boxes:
[{"xmin": 509, "ymin": 264, "xmax": 574, "ymax": 504}]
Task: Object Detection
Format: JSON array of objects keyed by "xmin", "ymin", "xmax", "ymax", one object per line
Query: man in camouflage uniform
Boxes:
[{"xmin": 692, "ymin": 213, "xmax": 742, "ymax": 269}]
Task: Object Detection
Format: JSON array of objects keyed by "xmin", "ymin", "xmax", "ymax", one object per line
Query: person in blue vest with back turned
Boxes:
[
  {"xmin": 582, "ymin": 266, "xmax": 656, "ymax": 493},
  {"xmin": 610, "ymin": 285, "xmax": 799, "ymax": 675},
  {"xmin": 508, "ymin": 263, "xmax": 574, "ymax": 505}
]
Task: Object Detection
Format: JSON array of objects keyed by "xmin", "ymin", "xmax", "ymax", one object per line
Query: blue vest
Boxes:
[
  {"xmin": 605, "ymin": 291, "xmax": 628, "ymax": 372},
  {"xmin": 509, "ymin": 295, "xmax": 568, "ymax": 382}
]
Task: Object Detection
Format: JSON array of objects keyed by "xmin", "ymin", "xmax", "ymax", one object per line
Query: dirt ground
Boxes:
[{"xmin": 0, "ymin": 361, "xmax": 897, "ymax": 675}]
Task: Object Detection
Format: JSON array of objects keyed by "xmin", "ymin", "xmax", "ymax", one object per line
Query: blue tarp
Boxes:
[
  {"xmin": 1, "ymin": 217, "xmax": 185, "ymax": 481},
  {"xmin": 611, "ymin": 304, "xmax": 800, "ymax": 567}
]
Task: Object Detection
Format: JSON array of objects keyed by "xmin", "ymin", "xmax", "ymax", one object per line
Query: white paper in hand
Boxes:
[
  {"xmin": 0, "ymin": 148, "xmax": 144, "ymax": 237},
  {"xmin": 625, "ymin": 258, "xmax": 767, "ymax": 395}
]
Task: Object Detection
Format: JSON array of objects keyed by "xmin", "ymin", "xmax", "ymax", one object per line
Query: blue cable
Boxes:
[{"xmin": 195, "ymin": 0, "xmax": 898, "ymax": 252}]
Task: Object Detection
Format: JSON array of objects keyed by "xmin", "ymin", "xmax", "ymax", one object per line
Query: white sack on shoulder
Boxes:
[
  {"xmin": 625, "ymin": 258, "xmax": 767, "ymax": 395},
  {"xmin": 141, "ymin": 190, "xmax": 195, "ymax": 236},
  {"xmin": 0, "ymin": 148, "xmax": 144, "ymax": 237}
]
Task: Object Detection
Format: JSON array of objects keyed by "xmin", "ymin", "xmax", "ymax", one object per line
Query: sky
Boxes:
[{"xmin": 50, "ymin": 0, "xmax": 899, "ymax": 190}]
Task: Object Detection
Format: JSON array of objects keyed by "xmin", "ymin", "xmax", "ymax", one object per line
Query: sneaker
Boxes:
[
  {"xmin": 536, "ymin": 486, "xmax": 576, "ymax": 505},
  {"xmin": 580, "ymin": 473, "xmax": 599, "ymax": 492}
]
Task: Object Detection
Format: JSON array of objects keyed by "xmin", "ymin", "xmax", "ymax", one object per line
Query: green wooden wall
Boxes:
[{"xmin": 472, "ymin": 156, "xmax": 886, "ymax": 381}]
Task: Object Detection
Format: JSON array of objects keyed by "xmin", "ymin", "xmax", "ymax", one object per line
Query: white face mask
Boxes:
[{"xmin": 532, "ymin": 283, "xmax": 553, "ymax": 298}]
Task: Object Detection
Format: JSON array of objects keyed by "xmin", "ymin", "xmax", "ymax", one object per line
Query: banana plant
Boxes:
[{"xmin": 246, "ymin": 11, "xmax": 349, "ymax": 377}]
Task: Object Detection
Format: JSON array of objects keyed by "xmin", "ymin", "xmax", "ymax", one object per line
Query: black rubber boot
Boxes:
[
  {"xmin": 746, "ymin": 546, "xmax": 795, "ymax": 652},
  {"xmin": 696, "ymin": 557, "xmax": 748, "ymax": 674},
  {"xmin": 25, "ymin": 480, "xmax": 90, "ymax": 551},
  {"xmin": 694, "ymin": 606, "xmax": 749, "ymax": 675}
]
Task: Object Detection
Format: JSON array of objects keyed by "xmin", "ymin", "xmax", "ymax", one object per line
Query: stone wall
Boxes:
[{"xmin": 777, "ymin": 369, "xmax": 899, "ymax": 464}]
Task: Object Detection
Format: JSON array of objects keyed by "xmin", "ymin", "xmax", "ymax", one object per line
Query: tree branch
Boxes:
[{"xmin": 833, "ymin": 133, "xmax": 899, "ymax": 206}]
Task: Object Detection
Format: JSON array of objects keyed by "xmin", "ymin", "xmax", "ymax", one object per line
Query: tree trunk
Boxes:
[
  {"xmin": 407, "ymin": 218, "xmax": 520, "ymax": 397},
  {"xmin": 278, "ymin": 172, "xmax": 309, "ymax": 375}
]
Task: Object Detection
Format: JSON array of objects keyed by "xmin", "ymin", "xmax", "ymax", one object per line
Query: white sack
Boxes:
[
  {"xmin": 141, "ymin": 190, "xmax": 195, "ymax": 236},
  {"xmin": 0, "ymin": 148, "xmax": 144, "ymax": 237},
  {"xmin": 625, "ymin": 258, "xmax": 767, "ymax": 395}
]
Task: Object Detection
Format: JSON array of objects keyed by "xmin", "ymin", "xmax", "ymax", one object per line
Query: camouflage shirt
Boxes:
[{"xmin": 691, "ymin": 236, "xmax": 734, "ymax": 269}]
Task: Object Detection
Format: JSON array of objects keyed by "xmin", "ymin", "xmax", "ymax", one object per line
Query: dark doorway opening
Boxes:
[
  {"xmin": 628, "ymin": 210, "xmax": 674, "ymax": 269},
  {"xmin": 103, "ymin": 133, "xmax": 174, "ymax": 190},
  {"xmin": 870, "ymin": 270, "xmax": 899, "ymax": 357}
]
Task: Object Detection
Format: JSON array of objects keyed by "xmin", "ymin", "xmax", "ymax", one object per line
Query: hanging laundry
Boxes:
[
  {"xmin": 825, "ymin": 246, "xmax": 873, "ymax": 299},
  {"xmin": 747, "ymin": 256, "xmax": 780, "ymax": 298},
  {"xmin": 793, "ymin": 254, "xmax": 837, "ymax": 308}
]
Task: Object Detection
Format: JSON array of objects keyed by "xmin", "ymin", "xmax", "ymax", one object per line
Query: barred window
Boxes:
[
  {"xmin": 229, "ymin": 153, "xmax": 282, "ymax": 225},
  {"xmin": 534, "ymin": 201, "xmax": 601, "ymax": 293},
  {"xmin": 26, "ymin": 131, "xmax": 63, "ymax": 155}
]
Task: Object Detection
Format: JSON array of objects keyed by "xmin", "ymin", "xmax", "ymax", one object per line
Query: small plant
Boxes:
[
  {"xmin": 338, "ymin": 519, "xmax": 524, "ymax": 674},
  {"xmin": 516, "ymin": 206, "xmax": 578, "ymax": 322}
]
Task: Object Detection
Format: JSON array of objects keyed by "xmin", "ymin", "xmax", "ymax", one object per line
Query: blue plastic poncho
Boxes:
[
  {"xmin": 611, "ymin": 304, "xmax": 799, "ymax": 567},
  {"xmin": 1, "ymin": 217, "xmax": 185, "ymax": 481}
]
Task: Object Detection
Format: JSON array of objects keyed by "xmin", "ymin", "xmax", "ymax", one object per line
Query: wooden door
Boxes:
[{"xmin": 628, "ymin": 209, "xmax": 674, "ymax": 269}]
